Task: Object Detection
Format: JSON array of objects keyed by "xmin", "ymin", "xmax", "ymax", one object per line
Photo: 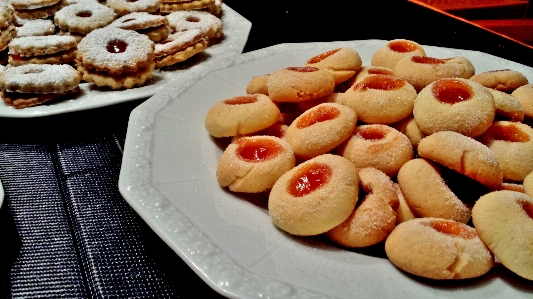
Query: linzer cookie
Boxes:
[
  {"xmin": 54, "ymin": 2, "xmax": 117, "ymax": 36},
  {"xmin": 0, "ymin": 1, "xmax": 14, "ymax": 28},
  {"xmin": 107, "ymin": 0, "xmax": 159, "ymax": 15},
  {"xmin": 0, "ymin": 63, "xmax": 80, "ymax": 108},
  {"xmin": 15, "ymin": 19, "xmax": 56, "ymax": 37},
  {"xmin": 159, "ymin": 0, "xmax": 215, "ymax": 13},
  {"xmin": 11, "ymin": 0, "xmax": 65, "ymax": 20},
  {"xmin": 166, "ymin": 10, "xmax": 223, "ymax": 44},
  {"xmin": 110, "ymin": 12, "xmax": 170, "ymax": 42},
  {"xmin": 77, "ymin": 26, "xmax": 155, "ymax": 89},
  {"xmin": 8, "ymin": 35, "xmax": 78, "ymax": 66},
  {"xmin": 153, "ymin": 28, "xmax": 207, "ymax": 68}
]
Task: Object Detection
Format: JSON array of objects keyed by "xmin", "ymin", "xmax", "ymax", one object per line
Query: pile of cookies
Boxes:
[
  {"xmin": 0, "ymin": 0, "xmax": 224, "ymax": 108},
  {"xmin": 205, "ymin": 39, "xmax": 533, "ymax": 282}
]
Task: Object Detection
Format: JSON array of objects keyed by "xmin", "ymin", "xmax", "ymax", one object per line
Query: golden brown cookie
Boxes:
[
  {"xmin": 385, "ymin": 217, "xmax": 494, "ymax": 280},
  {"xmin": 470, "ymin": 69, "xmax": 529, "ymax": 92},
  {"xmin": 267, "ymin": 66, "xmax": 335, "ymax": 103},
  {"xmin": 511, "ymin": 83, "xmax": 533, "ymax": 120},
  {"xmin": 472, "ymin": 190, "xmax": 533, "ymax": 280},
  {"xmin": 304, "ymin": 47, "xmax": 363, "ymax": 85},
  {"xmin": 154, "ymin": 29, "xmax": 208, "ymax": 68},
  {"xmin": 371, "ymin": 39, "xmax": 425, "ymax": 70},
  {"xmin": 268, "ymin": 154, "xmax": 359, "ymax": 236},
  {"xmin": 417, "ymin": 130, "xmax": 503, "ymax": 189},
  {"xmin": 413, "ymin": 78, "xmax": 495, "ymax": 138}
]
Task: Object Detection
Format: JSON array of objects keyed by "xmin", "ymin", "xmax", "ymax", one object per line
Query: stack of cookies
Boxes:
[{"xmin": 0, "ymin": 1, "xmax": 15, "ymax": 63}]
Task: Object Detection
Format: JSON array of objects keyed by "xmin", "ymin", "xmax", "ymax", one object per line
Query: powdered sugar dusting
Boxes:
[
  {"xmin": 16, "ymin": 19, "xmax": 56, "ymax": 37},
  {"xmin": 154, "ymin": 29, "xmax": 202, "ymax": 55}
]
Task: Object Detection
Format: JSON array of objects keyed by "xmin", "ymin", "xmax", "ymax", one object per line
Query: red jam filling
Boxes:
[
  {"xmin": 488, "ymin": 123, "xmax": 530, "ymax": 142},
  {"xmin": 76, "ymin": 11, "xmax": 92, "ymax": 18},
  {"xmin": 353, "ymin": 75, "xmax": 404, "ymax": 91},
  {"xmin": 224, "ymin": 95, "xmax": 257, "ymax": 105},
  {"xmin": 186, "ymin": 16, "xmax": 200, "ymax": 22},
  {"xmin": 523, "ymin": 201, "xmax": 533, "ymax": 219},
  {"xmin": 11, "ymin": 54, "xmax": 21, "ymax": 61},
  {"xmin": 160, "ymin": 39, "xmax": 172, "ymax": 45},
  {"xmin": 388, "ymin": 40, "xmax": 419, "ymax": 53},
  {"xmin": 236, "ymin": 138, "xmax": 283, "ymax": 162},
  {"xmin": 432, "ymin": 79, "xmax": 472, "ymax": 104},
  {"xmin": 106, "ymin": 40, "xmax": 128, "ymax": 53},
  {"xmin": 288, "ymin": 163, "xmax": 332, "ymax": 197},
  {"xmin": 412, "ymin": 56, "xmax": 445, "ymax": 64},
  {"xmin": 429, "ymin": 221, "xmax": 476, "ymax": 239},
  {"xmin": 307, "ymin": 48, "xmax": 341, "ymax": 64},
  {"xmin": 296, "ymin": 105, "xmax": 340, "ymax": 129},
  {"xmin": 368, "ymin": 68, "xmax": 393, "ymax": 76},
  {"xmin": 287, "ymin": 66, "xmax": 319, "ymax": 73},
  {"xmin": 359, "ymin": 126, "xmax": 386, "ymax": 141}
]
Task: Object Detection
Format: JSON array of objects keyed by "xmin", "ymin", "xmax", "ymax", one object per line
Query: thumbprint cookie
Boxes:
[
  {"xmin": 205, "ymin": 94, "xmax": 280, "ymax": 138},
  {"xmin": 478, "ymin": 121, "xmax": 533, "ymax": 182},
  {"xmin": 385, "ymin": 217, "xmax": 494, "ymax": 280},
  {"xmin": 304, "ymin": 47, "xmax": 363, "ymax": 85},
  {"xmin": 342, "ymin": 74, "xmax": 417, "ymax": 124},
  {"xmin": 413, "ymin": 78, "xmax": 495, "ymax": 138},
  {"xmin": 285, "ymin": 102, "xmax": 357, "ymax": 160},
  {"xmin": 267, "ymin": 66, "xmax": 335, "ymax": 102},
  {"xmin": 511, "ymin": 83, "xmax": 533, "ymax": 120},
  {"xmin": 393, "ymin": 55, "xmax": 464, "ymax": 92},
  {"xmin": 371, "ymin": 39, "xmax": 426, "ymax": 70},
  {"xmin": 216, "ymin": 136, "xmax": 296, "ymax": 193},
  {"xmin": 336, "ymin": 124, "xmax": 413, "ymax": 177},
  {"xmin": 268, "ymin": 154, "xmax": 359, "ymax": 236}
]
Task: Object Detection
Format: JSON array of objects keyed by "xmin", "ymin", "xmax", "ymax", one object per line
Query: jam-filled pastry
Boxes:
[
  {"xmin": 76, "ymin": 26, "xmax": 155, "ymax": 89},
  {"xmin": 0, "ymin": 63, "xmax": 80, "ymax": 108}
]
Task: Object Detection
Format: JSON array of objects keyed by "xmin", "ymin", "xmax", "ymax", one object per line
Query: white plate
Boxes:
[
  {"xmin": 118, "ymin": 40, "xmax": 533, "ymax": 299},
  {"xmin": 0, "ymin": 4, "xmax": 251, "ymax": 118}
]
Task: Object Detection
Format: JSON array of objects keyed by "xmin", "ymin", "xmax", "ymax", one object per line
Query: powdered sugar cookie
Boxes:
[
  {"xmin": 106, "ymin": 0, "xmax": 159, "ymax": 16},
  {"xmin": 77, "ymin": 26, "xmax": 155, "ymax": 89},
  {"xmin": 14, "ymin": 0, "xmax": 65, "ymax": 20},
  {"xmin": 8, "ymin": 35, "xmax": 77, "ymax": 66},
  {"xmin": 110, "ymin": 12, "xmax": 170, "ymax": 42},
  {"xmin": 0, "ymin": 63, "xmax": 80, "ymax": 108},
  {"xmin": 159, "ymin": 0, "xmax": 215, "ymax": 13},
  {"xmin": 154, "ymin": 29, "xmax": 208, "ymax": 68},
  {"xmin": 0, "ymin": 1, "xmax": 14, "ymax": 28},
  {"xmin": 15, "ymin": 19, "xmax": 56, "ymax": 37},
  {"xmin": 166, "ymin": 10, "xmax": 223, "ymax": 43},
  {"xmin": 0, "ymin": 24, "xmax": 16, "ymax": 51},
  {"xmin": 54, "ymin": 2, "xmax": 117, "ymax": 35}
]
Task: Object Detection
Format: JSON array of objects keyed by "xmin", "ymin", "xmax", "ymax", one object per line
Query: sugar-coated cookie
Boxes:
[
  {"xmin": 511, "ymin": 83, "xmax": 533, "ymax": 120},
  {"xmin": 371, "ymin": 39, "xmax": 425, "ymax": 70},
  {"xmin": 524, "ymin": 172, "xmax": 533, "ymax": 197},
  {"xmin": 397, "ymin": 158, "xmax": 472, "ymax": 223},
  {"xmin": 216, "ymin": 136, "xmax": 295, "ymax": 193},
  {"xmin": 267, "ymin": 66, "xmax": 335, "ymax": 102},
  {"xmin": 205, "ymin": 94, "xmax": 280, "ymax": 138},
  {"xmin": 478, "ymin": 121, "xmax": 533, "ymax": 182},
  {"xmin": 470, "ymin": 69, "xmax": 529, "ymax": 92},
  {"xmin": 417, "ymin": 131, "xmax": 503, "ymax": 189},
  {"xmin": 285, "ymin": 103, "xmax": 357, "ymax": 160},
  {"xmin": 487, "ymin": 88, "xmax": 524, "ymax": 122},
  {"xmin": 385, "ymin": 217, "xmax": 494, "ymax": 280},
  {"xmin": 304, "ymin": 47, "xmax": 363, "ymax": 84},
  {"xmin": 413, "ymin": 78, "xmax": 495, "ymax": 138},
  {"xmin": 268, "ymin": 154, "xmax": 359, "ymax": 236},
  {"xmin": 327, "ymin": 167, "xmax": 398, "ymax": 248},
  {"xmin": 336, "ymin": 124, "xmax": 414, "ymax": 177},
  {"xmin": 472, "ymin": 190, "xmax": 533, "ymax": 280},
  {"xmin": 342, "ymin": 74, "xmax": 417, "ymax": 124}
]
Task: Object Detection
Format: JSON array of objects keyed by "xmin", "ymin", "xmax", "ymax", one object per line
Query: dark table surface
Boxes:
[{"xmin": 1, "ymin": 1, "xmax": 533, "ymax": 298}]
